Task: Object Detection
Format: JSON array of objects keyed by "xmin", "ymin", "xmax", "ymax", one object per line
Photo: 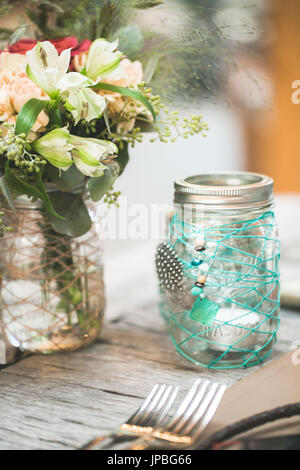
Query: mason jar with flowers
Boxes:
[{"xmin": 0, "ymin": 37, "xmax": 208, "ymax": 354}]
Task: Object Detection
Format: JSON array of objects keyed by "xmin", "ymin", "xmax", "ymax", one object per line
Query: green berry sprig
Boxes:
[
  {"xmin": 0, "ymin": 210, "xmax": 12, "ymax": 237},
  {"xmin": 103, "ymin": 189, "xmax": 121, "ymax": 207},
  {"xmin": 100, "ymin": 83, "xmax": 208, "ymax": 147},
  {"xmin": 0, "ymin": 125, "xmax": 47, "ymax": 175}
]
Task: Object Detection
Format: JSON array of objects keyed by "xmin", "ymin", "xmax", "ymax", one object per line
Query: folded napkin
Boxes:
[{"xmin": 200, "ymin": 350, "xmax": 300, "ymax": 444}]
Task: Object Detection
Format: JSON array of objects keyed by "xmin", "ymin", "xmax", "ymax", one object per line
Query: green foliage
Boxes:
[
  {"xmin": 92, "ymin": 82, "xmax": 156, "ymax": 121},
  {"xmin": 0, "ymin": 176, "xmax": 16, "ymax": 215},
  {"xmin": 116, "ymin": 141, "xmax": 129, "ymax": 175},
  {"xmin": 40, "ymin": 224, "xmax": 85, "ymax": 325},
  {"xmin": 15, "ymin": 98, "xmax": 49, "ymax": 137},
  {"xmin": 0, "ymin": 125, "xmax": 47, "ymax": 175},
  {"xmin": 46, "ymin": 165, "xmax": 85, "ymax": 192},
  {"xmin": 88, "ymin": 161, "xmax": 119, "ymax": 202},
  {"xmin": 0, "ymin": 209, "xmax": 12, "ymax": 237},
  {"xmin": 133, "ymin": 0, "xmax": 163, "ymax": 8},
  {"xmin": 47, "ymin": 192, "xmax": 92, "ymax": 237},
  {"xmin": 5, "ymin": 163, "xmax": 64, "ymax": 219},
  {"xmin": 111, "ymin": 25, "xmax": 143, "ymax": 58},
  {"xmin": 23, "ymin": 0, "xmax": 143, "ymax": 41}
]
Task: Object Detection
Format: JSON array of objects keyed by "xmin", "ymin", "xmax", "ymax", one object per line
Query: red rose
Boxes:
[
  {"xmin": 7, "ymin": 36, "xmax": 79, "ymax": 55},
  {"xmin": 49, "ymin": 36, "xmax": 78, "ymax": 54},
  {"xmin": 8, "ymin": 39, "xmax": 37, "ymax": 54},
  {"xmin": 71, "ymin": 39, "xmax": 92, "ymax": 57}
]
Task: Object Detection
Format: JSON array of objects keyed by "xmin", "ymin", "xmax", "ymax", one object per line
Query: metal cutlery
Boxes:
[
  {"xmin": 83, "ymin": 383, "xmax": 179, "ymax": 450},
  {"xmin": 126, "ymin": 379, "xmax": 226, "ymax": 450}
]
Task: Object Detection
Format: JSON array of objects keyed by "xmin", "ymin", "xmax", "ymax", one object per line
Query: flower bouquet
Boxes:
[{"xmin": 0, "ymin": 36, "xmax": 207, "ymax": 354}]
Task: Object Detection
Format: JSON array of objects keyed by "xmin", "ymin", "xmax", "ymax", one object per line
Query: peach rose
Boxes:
[
  {"xmin": 0, "ymin": 52, "xmax": 27, "ymax": 72},
  {"xmin": 72, "ymin": 51, "xmax": 88, "ymax": 73},
  {"xmin": 0, "ymin": 53, "xmax": 49, "ymax": 134}
]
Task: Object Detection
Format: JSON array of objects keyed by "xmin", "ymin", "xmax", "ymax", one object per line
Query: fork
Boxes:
[
  {"xmin": 82, "ymin": 383, "xmax": 179, "ymax": 450},
  {"xmin": 126, "ymin": 379, "xmax": 226, "ymax": 450}
]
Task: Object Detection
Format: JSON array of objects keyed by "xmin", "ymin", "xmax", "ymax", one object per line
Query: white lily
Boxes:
[
  {"xmin": 65, "ymin": 88, "xmax": 107, "ymax": 125},
  {"xmin": 26, "ymin": 41, "xmax": 71, "ymax": 98},
  {"xmin": 32, "ymin": 127, "xmax": 74, "ymax": 170},
  {"xmin": 57, "ymin": 72, "xmax": 93, "ymax": 92},
  {"xmin": 84, "ymin": 39, "xmax": 122, "ymax": 80},
  {"xmin": 57, "ymin": 72, "xmax": 107, "ymax": 125},
  {"xmin": 69, "ymin": 135, "xmax": 118, "ymax": 177}
]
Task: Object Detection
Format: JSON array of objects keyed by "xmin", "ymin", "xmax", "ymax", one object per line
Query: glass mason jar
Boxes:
[
  {"xmin": 0, "ymin": 196, "xmax": 105, "ymax": 354},
  {"xmin": 156, "ymin": 172, "xmax": 280, "ymax": 369}
]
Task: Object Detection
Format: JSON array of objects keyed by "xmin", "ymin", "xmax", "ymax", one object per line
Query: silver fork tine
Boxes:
[
  {"xmin": 166, "ymin": 379, "xmax": 201, "ymax": 430},
  {"xmin": 155, "ymin": 385, "xmax": 179, "ymax": 427},
  {"xmin": 134, "ymin": 384, "xmax": 166, "ymax": 426},
  {"xmin": 128, "ymin": 384, "xmax": 160, "ymax": 425},
  {"xmin": 171, "ymin": 380, "xmax": 209, "ymax": 434},
  {"xmin": 182, "ymin": 382, "xmax": 219, "ymax": 436},
  {"xmin": 146, "ymin": 385, "xmax": 177, "ymax": 428},
  {"xmin": 137, "ymin": 384, "xmax": 167, "ymax": 426},
  {"xmin": 192, "ymin": 383, "xmax": 226, "ymax": 441},
  {"xmin": 83, "ymin": 383, "xmax": 179, "ymax": 450},
  {"xmin": 123, "ymin": 380, "xmax": 226, "ymax": 451}
]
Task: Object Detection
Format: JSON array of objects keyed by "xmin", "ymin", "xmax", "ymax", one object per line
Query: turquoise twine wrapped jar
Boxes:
[{"xmin": 155, "ymin": 172, "xmax": 280, "ymax": 369}]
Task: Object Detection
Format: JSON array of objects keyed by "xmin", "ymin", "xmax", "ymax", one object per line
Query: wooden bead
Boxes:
[
  {"xmin": 194, "ymin": 238, "xmax": 206, "ymax": 252},
  {"xmin": 194, "ymin": 282, "xmax": 204, "ymax": 288},
  {"xmin": 197, "ymin": 275, "xmax": 207, "ymax": 284}
]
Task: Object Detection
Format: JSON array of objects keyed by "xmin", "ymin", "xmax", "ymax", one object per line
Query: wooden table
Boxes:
[{"xmin": 0, "ymin": 197, "xmax": 299, "ymax": 450}]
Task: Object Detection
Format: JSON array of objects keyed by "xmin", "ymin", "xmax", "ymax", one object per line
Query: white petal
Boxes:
[
  {"xmin": 58, "ymin": 72, "xmax": 91, "ymax": 91},
  {"xmin": 73, "ymin": 152, "xmax": 105, "ymax": 177},
  {"xmin": 58, "ymin": 48, "xmax": 72, "ymax": 74}
]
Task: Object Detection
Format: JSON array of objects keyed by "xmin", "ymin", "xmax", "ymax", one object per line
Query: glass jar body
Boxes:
[
  {"xmin": 158, "ymin": 202, "xmax": 280, "ymax": 369},
  {"xmin": 0, "ymin": 197, "xmax": 105, "ymax": 354}
]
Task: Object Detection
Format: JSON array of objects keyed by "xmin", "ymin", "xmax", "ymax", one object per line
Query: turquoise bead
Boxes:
[
  {"xmin": 191, "ymin": 286, "xmax": 203, "ymax": 296},
  {"xmin": 190, "ymin": 297, "xmax": 220, "ymax": 326},
  {"xmin": 191, "ymin": 258, "xmax": 203, "ymax": 267}
]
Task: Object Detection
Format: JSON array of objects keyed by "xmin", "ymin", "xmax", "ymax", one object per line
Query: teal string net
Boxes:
[{"xmin": 159, "ymin": 211, "xmax": 280, "ymax": 369}]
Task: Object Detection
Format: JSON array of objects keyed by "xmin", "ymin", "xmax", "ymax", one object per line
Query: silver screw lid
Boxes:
[{"xmin": 174, "ymin": 171, "xmax": 274, "ymax": 208}]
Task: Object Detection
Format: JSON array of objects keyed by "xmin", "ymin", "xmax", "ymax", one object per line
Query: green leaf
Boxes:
[
  {"xmin": 47, "ymin": 164, "xmax": 85, "ymax": 192},
  {"xmin": 15, "ymin": 98, "xmax": 49, "ymax": 137},
  {"xmin": 35, "ymin": 173, "xmax": 65, "ymax": 220},
  {"xmin": 5, "ymin": 163, "xmax": 42, "ymax": 200},
  {"xmin": 0, "ymin": 175, "xmax": 17, "ymax": 215},
  {"xmin": 144, "ymin": 55, "xmax": 159, "ymax": 84},
  {"xmin": 133, "ymin": 0, "xmax": 163, "ymax": 8},
  {"xmin": 88, "ymin": 164, "xmax": 118, "ymax": 202},
  {"xmin": 8, "ymin": 24, "xmax": 29, "ymax": 46},
  {"xmin": 5, "ymin": 163, "xmax": 64, "ymax": 220},
  {"xmin": 117, "ymin": 142, "xmax": 130, "ymax": 175},
  {"xmin": 92, "ymin": 82, "xmax": 156, "ymax": 121},
  {"xmin": 47, "ymin": 192, "xmax": 92, "ymax": 238},
  {"xmin": 103, "ymin": 107, "xmax": 111, "ymax": 135}
]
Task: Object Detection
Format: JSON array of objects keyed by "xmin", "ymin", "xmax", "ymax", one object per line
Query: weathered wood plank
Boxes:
[
  {"xmin": 0, "ymin": 199, "xmax": 299, "ymax": 450},
  {"xmin": 0, "ymin": 304, "xmax": 298, "ymax": 449}
]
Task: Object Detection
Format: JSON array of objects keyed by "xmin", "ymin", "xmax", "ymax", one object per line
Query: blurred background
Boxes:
[
  {"xmin": 1, "ymin": 0, "xmax": 300, "ymax": 204},
  {"xmin": 1, "ymin": 0, "xmax": 299, "ymax": 310}
]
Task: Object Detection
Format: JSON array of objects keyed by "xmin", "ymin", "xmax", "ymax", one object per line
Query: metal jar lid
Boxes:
[{"xmin": 174, "ymin": 172, "xmax": 274, "ymax": 208}]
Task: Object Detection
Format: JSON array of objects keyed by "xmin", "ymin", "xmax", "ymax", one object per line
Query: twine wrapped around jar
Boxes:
[
  {"xmin": 156, "ymin": 172, "xmax": 280, "ymax": 369},
  {"xmin": 0, "ymin": 196, "xmax": 105, "ymax": 354}
]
